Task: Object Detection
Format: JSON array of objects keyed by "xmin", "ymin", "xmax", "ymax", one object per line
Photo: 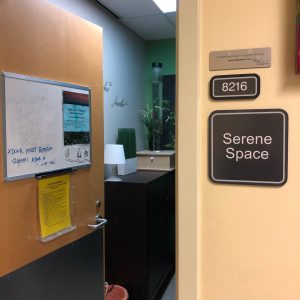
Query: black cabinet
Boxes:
[{"xmin": 105, "ymin": 171, "xmax": 175, "ymax": 300}]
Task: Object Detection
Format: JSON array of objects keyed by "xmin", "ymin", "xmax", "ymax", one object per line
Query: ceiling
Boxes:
[{"xmin": 94, "ymin": 0, "xmax": 176, "ymax": 40}]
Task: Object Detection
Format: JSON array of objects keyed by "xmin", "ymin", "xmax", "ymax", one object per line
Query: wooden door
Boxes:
[{"xmin": 0, "ymin": 0, "xmax": 104, "ymax": 277}]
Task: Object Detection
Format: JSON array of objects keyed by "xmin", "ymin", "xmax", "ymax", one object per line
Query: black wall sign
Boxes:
[
  {"xmin": 209, "ymin": 109, "xmax": 288, "ymax": 186},
  {"xmin": 210, "ymin": 74, "xmax": 260, "ymax": 100}
]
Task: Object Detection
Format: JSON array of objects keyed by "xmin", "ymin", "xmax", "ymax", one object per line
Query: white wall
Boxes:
[{"xmin": 46, "ymin": 0, "xmax": 146, "ymax": 151}]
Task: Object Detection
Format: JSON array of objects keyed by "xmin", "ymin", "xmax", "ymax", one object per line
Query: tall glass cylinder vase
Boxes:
[{"xmin": 152, "ymin": 62, "xmax": 163, "ymax": 151}]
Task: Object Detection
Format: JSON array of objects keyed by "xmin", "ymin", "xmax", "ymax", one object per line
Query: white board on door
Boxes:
[{"xmin": 2, "ymin": 72, "xmax": 91, "ymax": 181}]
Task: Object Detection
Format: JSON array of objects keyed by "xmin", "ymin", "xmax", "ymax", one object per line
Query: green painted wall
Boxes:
[{"xmin": 145, "ymin": 39, "xmax": 176, "ymax": 106}]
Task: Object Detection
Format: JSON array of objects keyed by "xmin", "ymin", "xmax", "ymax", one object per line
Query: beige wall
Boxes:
[
  {"xmin": 178, "ymin": 0, "xmax": 300, "ymax": 299},
  {"xmin": 177, "ymin": 0, "xmax": 201, "ymax": 299}
]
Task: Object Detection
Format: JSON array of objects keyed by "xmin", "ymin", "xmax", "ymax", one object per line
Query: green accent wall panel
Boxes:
[{"xmin": 145, "ymin": 39, "xmax": 176, "ymax": 105}]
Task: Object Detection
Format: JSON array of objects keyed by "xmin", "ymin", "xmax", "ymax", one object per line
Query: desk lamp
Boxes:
[{"xmin": 104, "ymin": 144, "xmax": 126, "ymax": 181}]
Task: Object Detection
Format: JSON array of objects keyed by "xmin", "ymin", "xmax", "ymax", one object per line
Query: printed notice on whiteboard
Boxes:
[
  {"xmin": 38, "ymin": 174, "xmax": 74, "ymax": 241},
  {"xmin": 63, "ymin": 91, "xmax": 90, "ymax": 164}
]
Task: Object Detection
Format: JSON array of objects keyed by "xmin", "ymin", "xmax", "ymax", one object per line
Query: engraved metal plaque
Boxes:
[{"xmin": 209, "ymin": 47, "xmax": 271, "ymax": 71}]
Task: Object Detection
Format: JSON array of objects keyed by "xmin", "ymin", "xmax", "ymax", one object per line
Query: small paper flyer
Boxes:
[{"xmin": 38, "ymin": 174, "xmax": 73, "ymax": 240}]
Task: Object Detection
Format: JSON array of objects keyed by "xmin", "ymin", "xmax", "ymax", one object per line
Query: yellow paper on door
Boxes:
[{"xmin": 38, "ymin": 174, "xmax": 71, "ymax": 239}]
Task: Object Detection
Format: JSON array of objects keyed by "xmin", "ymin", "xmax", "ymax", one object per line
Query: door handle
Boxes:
[{"xmin": 88, "ymin": 217, "xmax": 108, "ymax": 230}]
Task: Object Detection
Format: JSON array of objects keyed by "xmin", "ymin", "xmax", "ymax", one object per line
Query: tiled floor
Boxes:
[{"xmin": 161, "ymin": 275, "xmax": 175, "ymax": 300}]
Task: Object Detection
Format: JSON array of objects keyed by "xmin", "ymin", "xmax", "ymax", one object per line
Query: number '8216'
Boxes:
[
  {"xmin": 210, "ymin": 74, "xmax": 260, "ymax": 100},
  {"xmin": 222, "ymin": 81, "xmax": 247, "ymax": 92}
]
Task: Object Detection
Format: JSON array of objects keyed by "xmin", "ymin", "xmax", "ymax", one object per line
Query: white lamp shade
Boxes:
[{"xmin": 104, "ymin": 144, "xmax": 126, "ymax": 165}]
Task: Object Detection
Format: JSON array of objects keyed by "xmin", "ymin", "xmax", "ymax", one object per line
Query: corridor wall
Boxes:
[{"xmin": 178, "ymin": 0, "xmax": 300, "ymax": 299}]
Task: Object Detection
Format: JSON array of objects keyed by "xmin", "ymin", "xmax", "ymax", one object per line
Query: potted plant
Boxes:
[
  {"xmin": 140, "ymin": 104, "xmax": 154, "ymax": 151},
  {"xmin": 117, "ymin": 128, "xmax": 137, "ymax": 175},
  {"xmin": 162, "ymin": 99, "xmax": 176, "ymax": 150},
  {"xmin": 140, "ymin": 103, "xmax": 175, "ymax": 151}
]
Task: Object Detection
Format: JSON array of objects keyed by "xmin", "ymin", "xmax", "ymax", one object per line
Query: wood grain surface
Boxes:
[{"xmin": 0, "ymin": 0, "xmax": 103, "ymax": 276}]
